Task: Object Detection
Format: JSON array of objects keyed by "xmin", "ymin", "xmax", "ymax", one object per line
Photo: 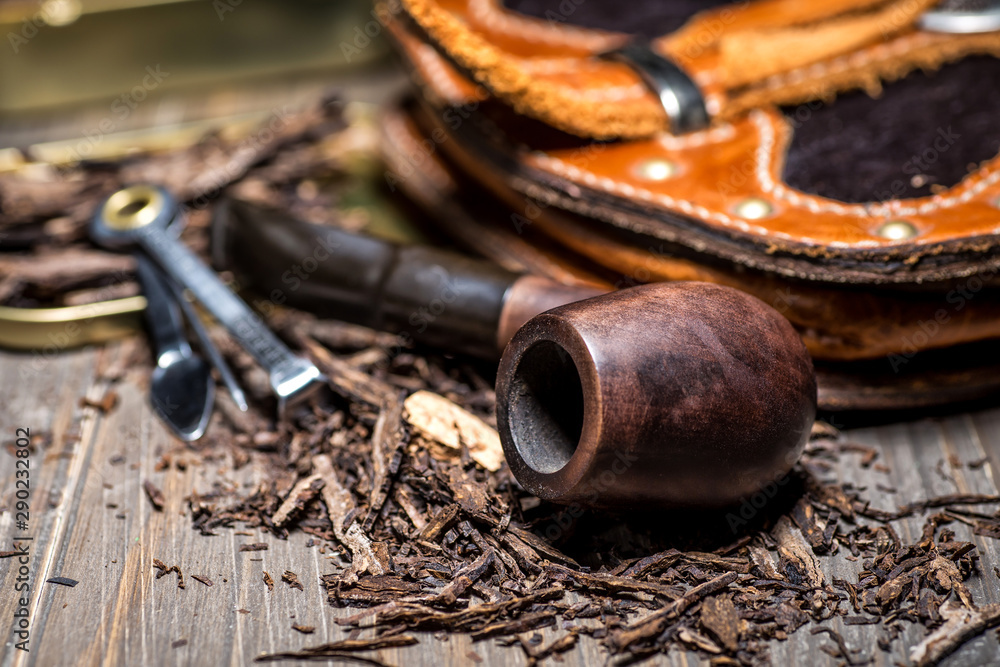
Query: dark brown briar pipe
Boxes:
[
  {"xmin": 213, "ymin": 199, "xmax": 603, "ymax": 359},
  {"xmin": 496, "ymin": 283, "xmax": 816, "ymax": 509},
  {"xmin": 214, "ymin": 201, "xmax": 817, "ymax": 509}
]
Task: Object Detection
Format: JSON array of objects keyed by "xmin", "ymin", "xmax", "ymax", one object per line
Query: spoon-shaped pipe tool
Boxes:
[
  {"xmin": 90, "ymin": 185, "xmax": 325, "ymax": 418},
  {"xmin": 134, "ymin": 253, "xmax": 214, "ymax": 441},
  {"xmin": 162, "ymin": 277, "xmax": 249, "ymax": 412}
]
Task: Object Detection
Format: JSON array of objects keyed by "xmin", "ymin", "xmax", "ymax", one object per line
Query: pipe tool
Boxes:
[
  {"xmin": 89, "ymin": 185, "xmax": 325, "ymax": 439},
  {"xmin": 132, "ymin": 253, "xmax": 215, "ymax": 441}
]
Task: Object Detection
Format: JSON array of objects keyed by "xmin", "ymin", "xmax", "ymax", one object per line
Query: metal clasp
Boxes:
[
  {"xmin": 601, "ymin": 41, "xmax": 709, "ymax": 135},
  {"xmin": 920, "ymin": 0, "xmax": 1000, "ymax": 34}
]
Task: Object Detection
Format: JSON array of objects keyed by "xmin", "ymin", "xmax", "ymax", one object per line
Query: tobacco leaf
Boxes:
[
  {"xmin": 910, "ymin": 602, "xmax": 1000, "ymax": 667},
  {"xmin": 314, "ymin": 454, "xmax": 388, "ymax": 581},
  {"xmin": 610, "ymin": 572, "xmax": 739, "ymax": 651},
  {"xmin": 701, "ymin": 595, "xmax": 740, "ymax": 652},
  {"xmin": 271, "ymin": 474, "xmax": 324, "ymax": 529},
  {"xmin": 363, "ymin": 397, "xmax": 407, "ymax": 531},
  {"xmin": 403, "ymin": 391, "xmax": 504, "ymax": 472},
  {"xmin": 775, "ymin": 518, "xmax": 825, "ymax": 588}
]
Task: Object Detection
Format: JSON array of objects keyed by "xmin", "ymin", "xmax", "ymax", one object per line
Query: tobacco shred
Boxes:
[
  {"xmin": 46, "ymin": 577, "xmax": 79, "ymax": 587},
  {"xmin": 143, "ymin": 480, "xmax": 165, "ymax": 512},
  {"xmin": 282, "ymin": 571, "xmax": 305, "ymax": 591},
  {"xmin": 79, "ymin": 391, "xmax": 119, "ymax": 413},
  {"xmin": 256, "ymin": 635, "xmax": 418, "ymax": 663},
  {"xmin": 152, "ymin": 559, "xmax": 184, "ymax": 589}
]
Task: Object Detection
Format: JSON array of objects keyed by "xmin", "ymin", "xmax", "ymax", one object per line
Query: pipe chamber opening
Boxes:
[
  {"xmin": 508, "ymin": 340, "xmax": 585, "ymax": 474},
  {"xmin": 497, "ymin": 283, "xmax": 817, "ymax": 508}
]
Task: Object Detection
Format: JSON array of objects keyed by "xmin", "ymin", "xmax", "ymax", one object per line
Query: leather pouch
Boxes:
[{"xmin": 378, "ymin": 0, "xmax": 1000, "ymax": 408}]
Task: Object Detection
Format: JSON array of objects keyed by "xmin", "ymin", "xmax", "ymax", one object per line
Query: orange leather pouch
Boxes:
[{"xmin": 378, "ymin": 0, "xmax": 1000, "ymax": 409}]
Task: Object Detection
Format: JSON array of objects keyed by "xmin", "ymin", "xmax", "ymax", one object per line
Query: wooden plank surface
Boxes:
[{"xmin": 3, "ymin": 343, "xmax": 1000, "ymax": 666}]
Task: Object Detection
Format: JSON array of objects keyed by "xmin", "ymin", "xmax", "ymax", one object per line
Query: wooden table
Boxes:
[{"xmin": 3, "ymin": 342, "xmax": 1000, "ymax": 666}]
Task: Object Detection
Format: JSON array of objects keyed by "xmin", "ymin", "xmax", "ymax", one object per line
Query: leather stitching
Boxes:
[
  {"xmin": 657, "ymin": 123, "xmax": 735, "ymax": 150},
  {"xmin": 755, "ymin": 32, "xmax": 934, "ymax": 93},
  {"xmin": 418, "ymin": 34, "xmax": 653, "ymax": 103},
  {"xmin": 753, "ymin": 110, "xmax": 1000, "ymax": 228},
  {"xmin": 570, "ymin": 84, "xmax": 648, "ymax": 101},
  {"xmin": 469, "ymin": 0, "xmax": 616, "ymax": 50},
  {"xmin": 529, "ymin": 152, "xmax": 806, "ymax": 241},
  {"xmin": 411, "ymin": 30, "xmax": 650, "ymax": 102}
]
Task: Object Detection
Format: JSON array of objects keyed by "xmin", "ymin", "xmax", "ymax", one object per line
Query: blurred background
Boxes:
[{"xmin": 0, "ymin": 0, "xmax": 404, "ymax": 156}]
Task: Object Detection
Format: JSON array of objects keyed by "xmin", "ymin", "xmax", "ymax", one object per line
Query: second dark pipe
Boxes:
[{"xmin": 213, "ymin": 199, "xmax": 603, "ymax": 359}]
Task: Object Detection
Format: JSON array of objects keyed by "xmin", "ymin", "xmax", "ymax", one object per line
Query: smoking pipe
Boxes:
[
  {"xmin": 214, "ymin": 200, "xmax": 817, "ymax": 508},
  {"xmin": 213, "ymin": 198, "xmax": 603, "ymax": 359}
]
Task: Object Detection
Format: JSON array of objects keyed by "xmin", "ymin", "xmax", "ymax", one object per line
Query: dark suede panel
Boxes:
[
  {"xmin": 504, "ymin": 0, "xmax": 733, "ymax": 39},
  {"xmin": 782, "ymin": 56, "xmax": 1000, "ymax": 204}
]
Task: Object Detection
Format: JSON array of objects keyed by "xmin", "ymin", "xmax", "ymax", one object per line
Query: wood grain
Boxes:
[{"xmin": 3, "ymin": 343, "xmax": 1000, "ymax": 666}]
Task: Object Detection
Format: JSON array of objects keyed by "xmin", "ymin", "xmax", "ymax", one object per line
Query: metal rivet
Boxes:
[
  {"xmin": 633, "ymin": 159, "xmax": 678, "ymax": 181},
  {"xmin": 875, "ymin": 220, "xmax": 919, "ymax": 241},
  {"xmin": 734, "ymin": 197, "xmax": 773, "ymax": 220}
]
